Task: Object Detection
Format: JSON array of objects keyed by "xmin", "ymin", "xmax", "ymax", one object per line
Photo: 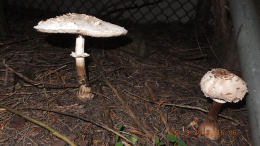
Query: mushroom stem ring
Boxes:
[{"xmin": 71, "ymin": 35, "xmax": 94, "ymax": 101}]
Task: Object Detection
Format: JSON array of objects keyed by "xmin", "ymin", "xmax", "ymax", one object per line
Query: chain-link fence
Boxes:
[{"xmin": 7, "ymin": 0, "xmax": 198, "ymax": 24}]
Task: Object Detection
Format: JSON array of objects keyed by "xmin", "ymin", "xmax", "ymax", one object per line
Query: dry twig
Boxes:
[
  {"xmin": 3, "ymin": 59, "xmax": 78, "ymax": 89},
  {"xmin": 0, "ymin": 104, "xmax": 76, "ymax": 146},
  {"xmin": 145, "ymin": 82, "xmax": 170, "ymax": 133},
  {"xmin": 124, "ymin": 89, "xmax": 241, "ymax": 125},
  {"xmin": 164, "ymin": 103, "xmax": 241, "ymax": 125},
  {"xmin": 96, "ymin": 82, "xmax": 113, "ymax": 128},
  {"xmin": 23, "ymin": 108, "xmax": 136, "ymax": 145},
  {"xmin": 94, "ymin": 57, "xmax": 152, "ymax": 137}
]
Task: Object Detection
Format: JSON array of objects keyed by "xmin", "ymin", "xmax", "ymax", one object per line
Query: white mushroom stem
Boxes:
[
  {"xmin": 73, "ymin": 35, "xmax": 94, "ymax": 100},
  {"xmin": 75, "ymin": 35, "xmax": 87, "ymax": 84},
  {"xmin": 199, "ymin": 101, "xmax": 222, "ymax": 140}
]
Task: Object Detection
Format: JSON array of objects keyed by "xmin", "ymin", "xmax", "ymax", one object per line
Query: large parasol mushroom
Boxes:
[
  {"xmin": 199, "ymin": 68, "xmax": 248, "ymax": 140},
  {"xmin": 34, "ymin": 13, "xmax": 127, "ymax": 101}
]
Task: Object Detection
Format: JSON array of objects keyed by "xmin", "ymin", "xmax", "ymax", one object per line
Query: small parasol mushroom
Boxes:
[
  {"xmin": 199, "ymin": 68, "xmax": 248, "ymax": 140},
  {"xmin": 34, "ymin": 13, "xmax": 127, "ymax": 101}
]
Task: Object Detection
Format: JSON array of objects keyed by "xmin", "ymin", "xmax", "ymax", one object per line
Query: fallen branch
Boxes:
[{"xmin": 0, "ymin": 104, "xmax": 76, "ymax": 146}]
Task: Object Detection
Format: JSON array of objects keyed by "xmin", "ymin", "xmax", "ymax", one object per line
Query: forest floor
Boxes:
[{"xmin": 0, "ymin": 13, "xmax": 251, "ymax": 146}]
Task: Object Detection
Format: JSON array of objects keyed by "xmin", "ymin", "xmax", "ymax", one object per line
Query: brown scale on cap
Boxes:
[{"xmin": 212, "ymin": 68, "xmax": 234, "ymax": 79}]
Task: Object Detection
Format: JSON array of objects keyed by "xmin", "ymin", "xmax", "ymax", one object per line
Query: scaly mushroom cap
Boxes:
[
  {"xmin": 200, "ymin": 68, "xmax": 248, "ymax": 103},
  {"xmin": 34, "ymin": 13, "xmax": 127, "ymax": 37}
]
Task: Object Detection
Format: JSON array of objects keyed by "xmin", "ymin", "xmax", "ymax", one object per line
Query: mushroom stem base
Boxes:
[
  {"xmin": 199, "ymin": 119, "xmax": 219, "ymax": 140},
  {"xmin": 199, "ymin": 101, "xmax": 223, "ymax": 140},
  {"xmin": 77, "ymin": 85, "xmax": 94, "ymax": 101}
]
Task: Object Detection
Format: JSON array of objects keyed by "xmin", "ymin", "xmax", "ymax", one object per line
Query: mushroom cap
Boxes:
[
  {"xmin": 34, "ymin": 13, "xmax": 127, "ymax": 37},
  {"xmin": 200, "ymin": 68, "xmax": 248, "ymax": 103}
]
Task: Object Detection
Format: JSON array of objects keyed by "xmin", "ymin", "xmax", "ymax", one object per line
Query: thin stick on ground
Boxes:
[
  {"xmin": 103, "ymin": 77, "xmax": 152, "ymax": 136},
  {"xmin": 0, "ymin": 104, "xmax": 76, "ymax": 146},
  {"xmin": 94, "ymin": 57, "xmax": 152, "ymax": 137},
  {"xmin": 23, "ymin": 108, "xmax": 136, "ymax": 145},
  {"xmin": 96, "ymin": 82, "xmax": 113, "ymax": 128},
  {"xmin": 3, "ymin": 59, "xmax": 78, "ymax": 89},
  {"xmin": 164, "ymin": 103, "xmax": 241, "ymax": 125},
  {"xmin": 145, "ymin": 82, "xmax": 170, "ymax": 133},
  {"xmin": 124, "ymin": 89, "xmax": 241, "ymax": 125},
  {"xmin": 3, "ymin": 59, "xmax": 40, "ymax": 86}
]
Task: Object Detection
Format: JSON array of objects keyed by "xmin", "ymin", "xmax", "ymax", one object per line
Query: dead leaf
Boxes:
[
  {"xmin": 49, "ymin": 115, "xmax": 56, "ymax": 125},
  {"xmin": 82, "ymin": 122, "xmax": 92, "ymax": 132},
  {"xmin": 29, "ymin": 127, "xmax": 42, "ymax": 135},
  {"xmin": 127, "ymin": 129, "xmax": 152, "ymax": 138},
  {"xmin": 93, "ymin": 139, "xmax": 99, "ymax": 145},
  {"xmin": 0, "ymin": 121, "xmax": 7, "ymax": 128},
  {"xmin": 187, "ymin": 117, "xmax": 199, "ymax": 130},
  {"xmin": 156, "ymin": 99, "xmax": 166, "ymax": 109},
  {"xmin": 110, "ymin": 112, "xmax": 118, "ymax": 119},
  {"xmin": 0, "ymin": 108, "xmax": 6, "ymax": 112},
  {"xmin": 8, "ymin": 115, "xmax": 26, "ymax": 129},
  {"xmin": 0, "ymin": 121, "xmax": 7, "ymax": 134},
  {"xmin": 60, "ymin": 75, "xmax": 67, "ymax": 84}
]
